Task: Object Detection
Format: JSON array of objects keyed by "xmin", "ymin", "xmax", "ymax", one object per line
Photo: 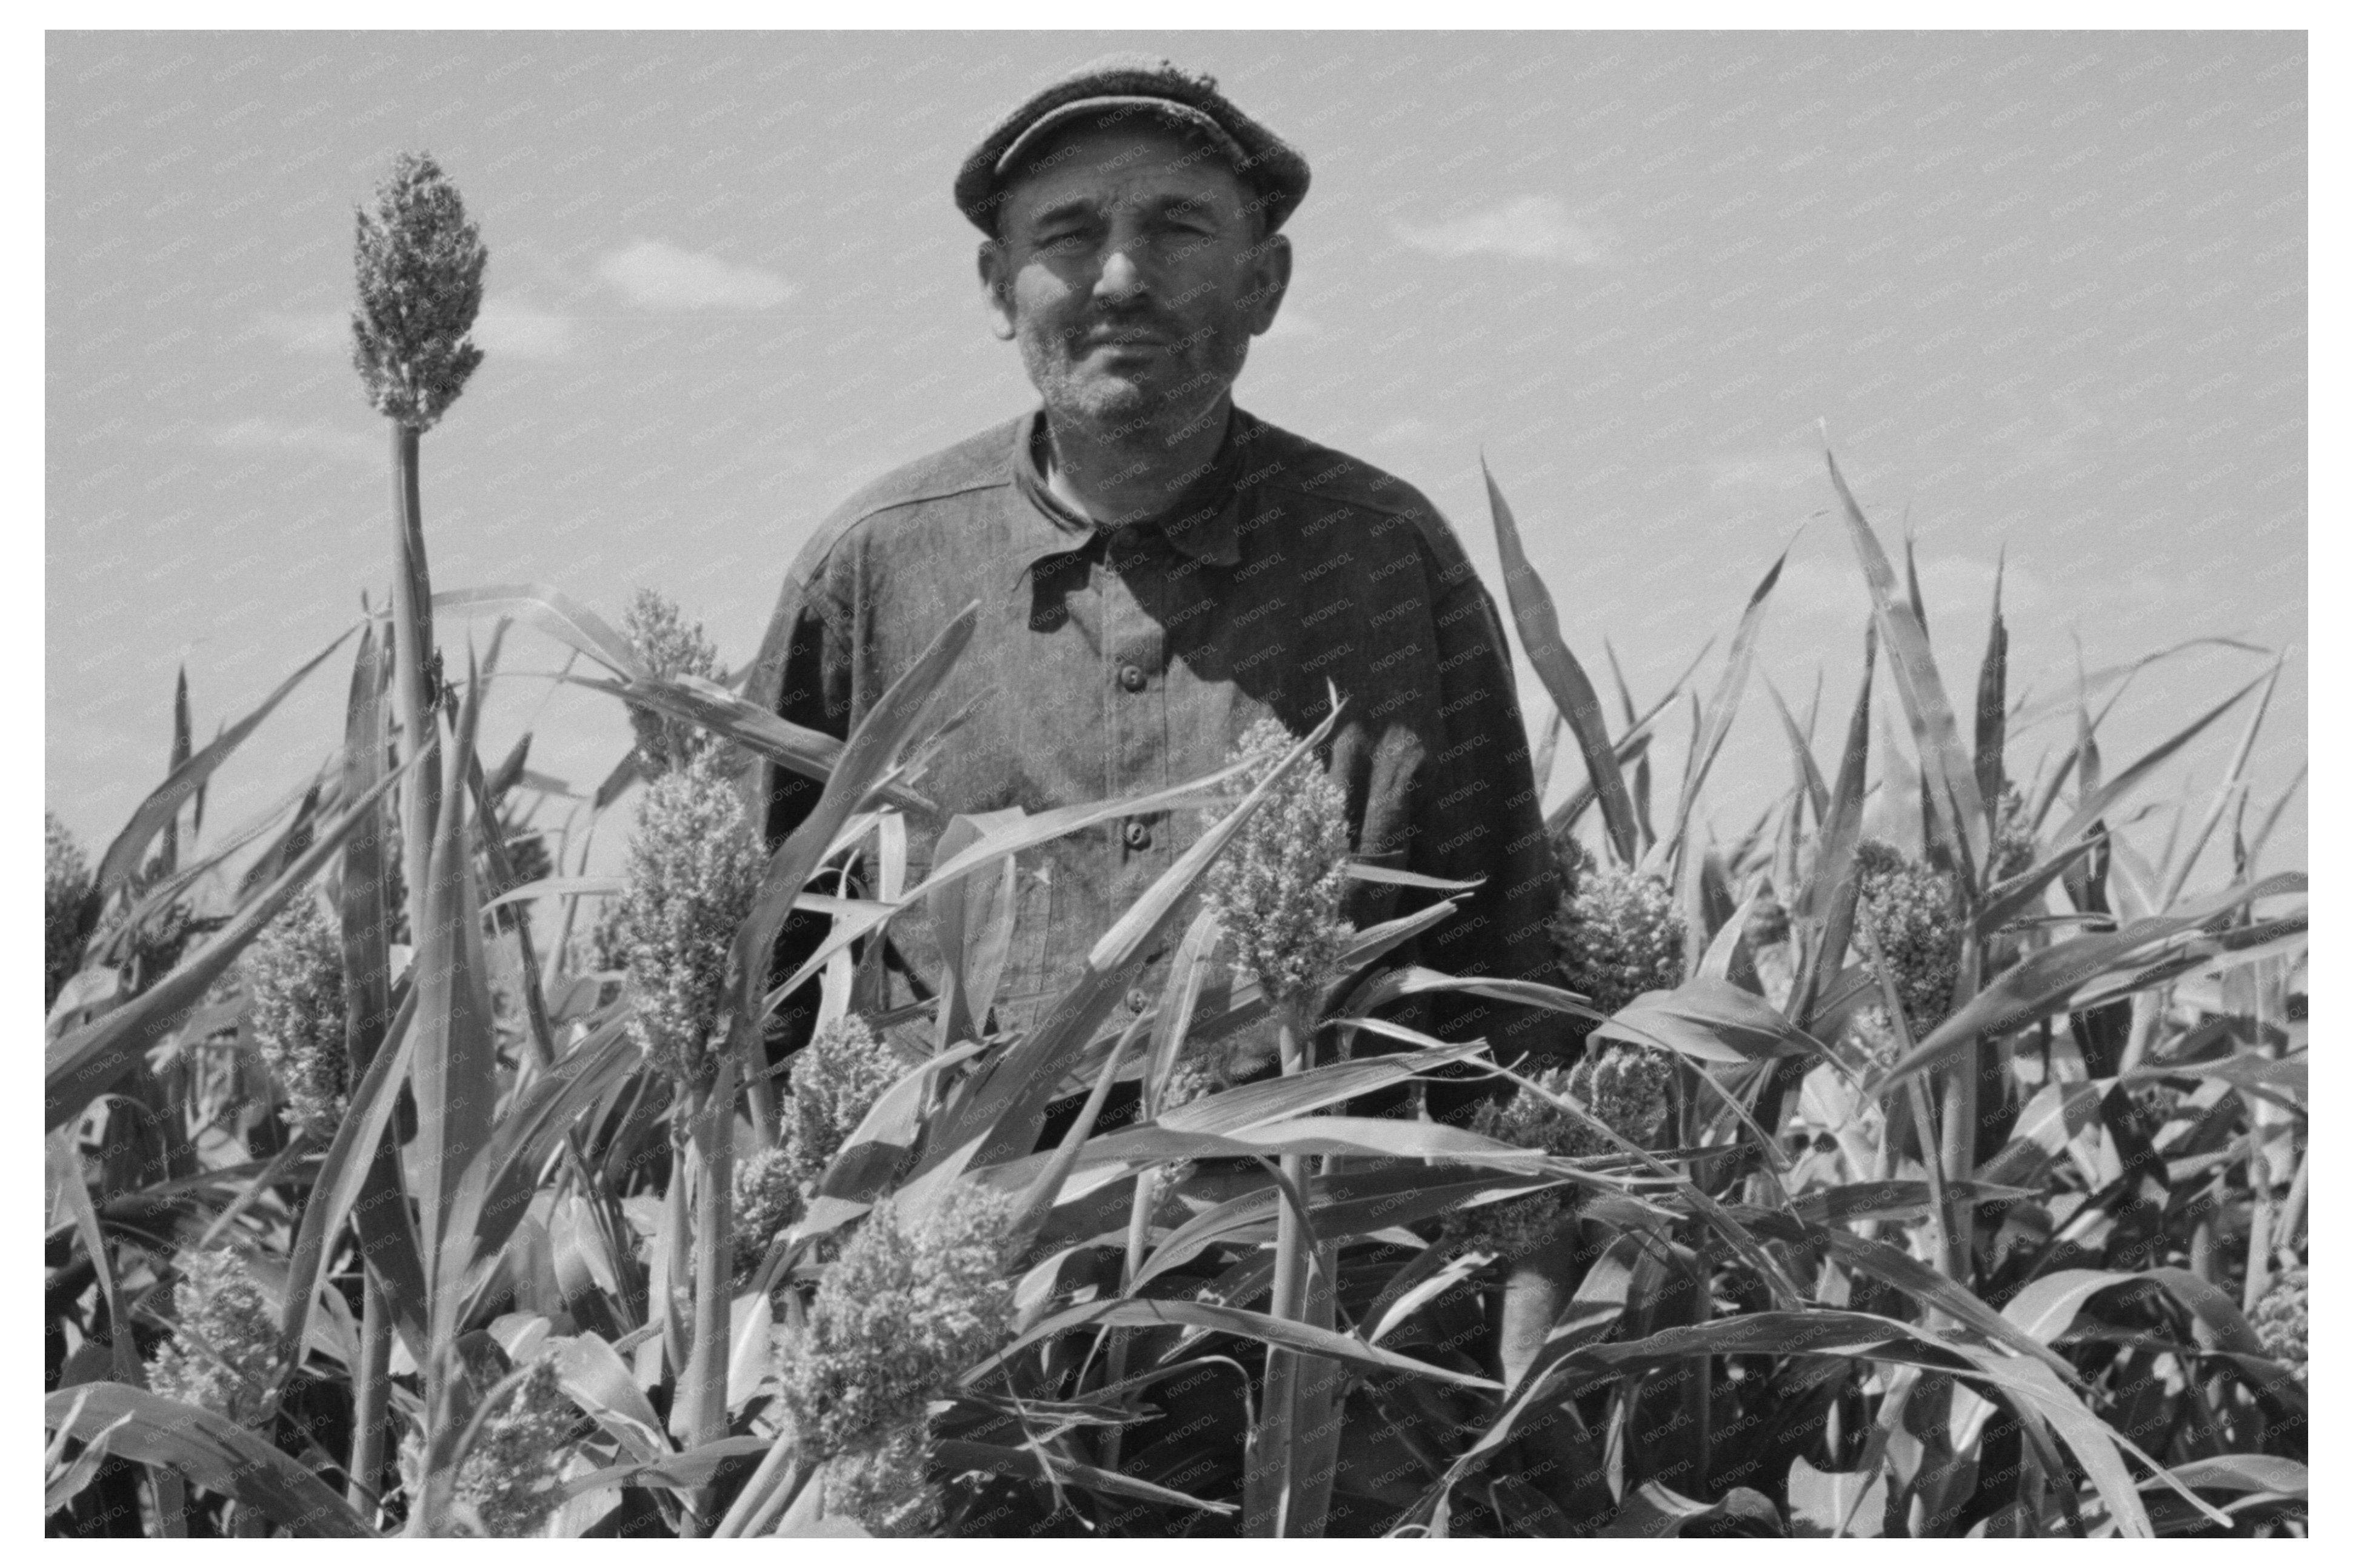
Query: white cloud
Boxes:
[
  {"xmin": 596, "ymin": 239, "xmax": 794, "ymax": 312},
  {"xmin": 474, "ymin": 299, "xmax": 574, "ymax": 360},
  {"xmin": 206, "ymin": 417, "xmax": 378, "ymax": 466},
  {"xmin": 1393, "ymin": 196, "xmax": 1613, "ymax": 265}
]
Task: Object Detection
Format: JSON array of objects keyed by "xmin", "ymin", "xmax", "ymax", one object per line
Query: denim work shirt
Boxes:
[{"xmin": 743, "ymin": 405, "xmax": 1570, "ymax": 1089}]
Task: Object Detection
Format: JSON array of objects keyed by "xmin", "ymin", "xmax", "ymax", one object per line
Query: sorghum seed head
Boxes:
[
  {"xmin": 781, "ymin": 1015, "xmax": 907, "ymax": 1198},
  {"xmin": 1200, "ymin": 716, "xmax": 1353, "ymax": 1013},
  {"xmin": 453, "ymin": 1356, "xmax": 582, "ymax": 1538},
  {"xmin": 819, "ymin": 1421, "xmax": 939, "ymax": 1536},
  {"xmin": 619, "ymin": 589, "xmax": 739, "ymax": 779},
  {"xmin": 2251, "ymin": 1264, "xmax": 2308, "ymax": 1379},
  {"xmin": 775, "ymin": 1181, "xmax": 1019, "ymax": 1460},
  {"xmin": 733, "ymin": 1143, "xmax": 803, "ymax": 1281},
  {"xmin": 145, "ymin": 1248, "xmax": 285, "ymax": 1427},
  {"xmin": 243, "ymin": 895, "xmax": 350, "ymax": 1139},
  {"xmin": 350, "ymin": 152, "xmax": 487, "ymax": 432},
  {"xmin": 1551, "ymin": 846, "xmax": 1684, "ymax": 1020},
  {"xmin": 1852, "ymin": 838, "xmax": 1961, "ymax": 1042},
  {"xmin": 1447, "ymin": 1045, "xmax": 1675, "ymax": 1261},
  {"xmin": 619, "ymin": 753, "xmax": 765, "ymax": 1090}
]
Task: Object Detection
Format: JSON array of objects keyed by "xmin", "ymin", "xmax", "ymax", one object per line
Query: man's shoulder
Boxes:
[
  {"xmin": 1236, "ymin": 412, "xmax": 1483, "ymax": 592},
  {"xmin": 792, "ymin": 417, "xmax": 1024, "ymax": 571}
]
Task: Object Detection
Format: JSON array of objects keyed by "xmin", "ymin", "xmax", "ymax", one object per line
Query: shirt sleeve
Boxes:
[
  {"xmin": 1406, "ymin": 549, "xmax": 1575, "ymax": 1106},
  {"xmin": 738, "ymin": 527, "xmax": 859, "ymax": 1050}
]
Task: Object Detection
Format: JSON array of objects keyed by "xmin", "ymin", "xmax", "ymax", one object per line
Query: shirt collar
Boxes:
[{"xmin": 1003, "ymin": 406, "xmax": 1251, "ymax": 585}]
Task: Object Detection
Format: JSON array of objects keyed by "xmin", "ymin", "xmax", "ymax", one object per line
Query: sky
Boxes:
[{"xmin": 45, "ymin": 30, "xmax": 2306, "ymax": 904}]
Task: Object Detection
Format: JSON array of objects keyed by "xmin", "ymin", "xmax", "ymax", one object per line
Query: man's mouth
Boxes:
[{"xmin": 1082, "ymin": 326, "xmax": 1175, "ymax": 350}]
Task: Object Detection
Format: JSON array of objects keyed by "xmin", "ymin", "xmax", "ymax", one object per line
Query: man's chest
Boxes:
[{"xmin": 849, "ymin": 513, "xmax": 1444, "ymax": 827}]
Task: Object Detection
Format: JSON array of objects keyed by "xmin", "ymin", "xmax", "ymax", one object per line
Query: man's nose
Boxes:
[{"xmin": 1093, "ymin": 241, "xmax": 1147, "ymax": 302}]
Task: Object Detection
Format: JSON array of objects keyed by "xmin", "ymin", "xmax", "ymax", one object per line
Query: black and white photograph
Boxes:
[{"xmin": 39, "ymin": 21, "xmax": 2313, "ymax": 1540}]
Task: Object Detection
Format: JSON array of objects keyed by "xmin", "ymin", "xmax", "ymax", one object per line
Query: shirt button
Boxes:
[
  {"xmin": 1124, "ymin": 820, "xmax": 1152, "ymax": 850},
  {"xmin": 1119, "ymin": 663, "xmax": 1147, "ymax": 692},
  {"xmin": 1126, "ymin": 986, "xmax": 1153, "ymax": 1015}
]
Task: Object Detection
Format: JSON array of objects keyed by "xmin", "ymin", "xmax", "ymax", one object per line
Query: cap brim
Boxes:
[{"xmin": 994, "ymin": 96, "xmax": 1253, "ymax": 184}]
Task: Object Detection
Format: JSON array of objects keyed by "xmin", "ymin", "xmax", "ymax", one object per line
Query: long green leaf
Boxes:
[
  {"xmin": 1592, "ymin": 976, "xmax": 1821, "ymax": 1066},
  {"xmin": 1484, "ymin": 460, "xmax": 1638, "ymax": 864},
  {"xmin": 2039, "ymin": 672, "xmax": 2268, "ymax": 863},
  {"xmin": 933, "ymin": 1438, "xmax": 1236, "ymax": 1517},
  {"xmin": 1792, "ymin": 624, "xmax": 1874, "ymax": 1023},
  {"xmin": 277, "ymin": 984, "xmax": 424, "ymax": 1372},
  {"xmin": 44, "ymin": 1383, "xmax": 375, "ymax": 1537},
  {"xmin": 433, "ymin": 582, "xmax": 641, "ymax": 676},
  {"xmin": 1974, "ymin": 550, "xmax": 2009, "ymax": 834},
  {"xmin": 93, "ymin": 626, "xmax": 356, "ymax": 898},
  {"xmin": 963, "ymin": 1297, "xmax": 1501, "ymax": 1394},
  {"xmin": 438, "ymin": 1020, "xmax": 638, "ymax": 1304},
  {"xmin": 410, "ymin": 647, "xmax": 497, "ymax": 1287},
  {"xmin": 1657, "ymin": 542, "xmax": 1789, "ymax": 866},
  {"xmin": 1825, "ymin": 447, "xmax": 1988, "ymax": 881}
]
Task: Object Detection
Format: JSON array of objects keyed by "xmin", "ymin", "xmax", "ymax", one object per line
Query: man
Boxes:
[{"xmin": 745, "ymin": 58, "xmax": 1567, "ymax": 1117}]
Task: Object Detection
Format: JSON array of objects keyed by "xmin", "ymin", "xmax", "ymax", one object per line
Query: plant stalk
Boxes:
[
  {"xmin": 387, "ymin": 422, "xmax": 441, "ymax": 950},
  {"xmin": 347, "ymin": 1269, "xmax": 393, "ymax": 1521},
  {"xmin": 678, "ymin": 1049, "xmax": 739, "ymax": 1533}
]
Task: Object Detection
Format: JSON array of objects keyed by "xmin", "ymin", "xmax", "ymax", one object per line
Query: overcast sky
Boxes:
[{"xmin": 46, "ymin": 30, "xmax": 2305, "ymax": 901}]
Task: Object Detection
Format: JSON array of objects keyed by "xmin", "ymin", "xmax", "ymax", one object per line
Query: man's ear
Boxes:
[
  {"xmin": 1243, "ymin": 232, "xmax": 1293, "ymax": 338},
  {"xmin": 977, "ymin": 239, "xmax": 1017, "ymax": 342}
]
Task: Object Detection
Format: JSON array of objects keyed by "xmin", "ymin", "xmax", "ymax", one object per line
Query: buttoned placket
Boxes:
[{"xmin": 1099, "ymin": 527, "xmax": 1168, "ymax": 862}]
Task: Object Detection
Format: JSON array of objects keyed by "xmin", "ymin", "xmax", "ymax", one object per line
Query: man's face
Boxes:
[{"xmin": 978, "ymin": 118, "xmax": 1292, "ymax": 436}]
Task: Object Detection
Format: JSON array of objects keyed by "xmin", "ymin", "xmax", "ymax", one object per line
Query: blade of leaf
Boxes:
[
  {"xmin": 1484, "ymin": 459, "xmax": 1637, "ymax": 864},
  {"xmin": 1824, "ymin": 445, "xmax": 1988, "ymax": 881},
  {"xmin": 94, "ymin": 626, "xmax": 357, "ymax": 898}
]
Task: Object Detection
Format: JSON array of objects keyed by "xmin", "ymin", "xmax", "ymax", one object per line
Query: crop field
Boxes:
[{"xmin": 42, "ymin": 153, "xmax": 2308, "ymax": 1540}]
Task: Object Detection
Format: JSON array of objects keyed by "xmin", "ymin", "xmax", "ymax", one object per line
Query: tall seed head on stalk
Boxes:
[
  {"xmin": 780, "ymin": 1014, "xmax": 906, "ymax": 1196},
  {"xmin": 775, "ymin": 1182, "xmax": 1018, "ymax": 1463},
  {"xmin": 619, "ymin": 588, "xmax": 741, "ymax": 778},
  {"xmin": 350, "ymin": 152, "xmax": 487, "ymax": 432},
  {"xmin": 45, "ymin": 811, "xmax": 91, "ymax": 1006},
  {"xmin": 145, "ymin": 1247, "xmax": 287, "ymax": 1426},
  {"xmin": 1549, "ymin": 834, "xmax": 1685, "ymax": 1019},
  {"xmin": 1447, "ymin": 1046, "xmax": 1675, "ymax": 1259},
  {"xmin": 617, "ymin": 753, "xmax": 764, "ymax": 1090},
  {"xmin": 1200, "ymin": 715, "xmax": 1353, "ymax": 1013},
  {"xmin": 243, "ymin": 895, "xmax": 350, "ymax": 1138}
]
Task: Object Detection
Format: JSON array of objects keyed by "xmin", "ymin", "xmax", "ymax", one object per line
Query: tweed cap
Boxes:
[{"xmin": 955, "ymin": 56, "xmax": 1310, "ymax": 238}]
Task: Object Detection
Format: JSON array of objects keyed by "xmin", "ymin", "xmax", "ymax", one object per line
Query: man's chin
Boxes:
[{"xmin": 1043, "ymin": 375, "xmax": 1166, "ymax": 432}]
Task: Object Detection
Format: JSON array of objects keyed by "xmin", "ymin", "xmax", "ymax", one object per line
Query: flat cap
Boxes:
[{"xmin": 955, "ymin": 55, "xmax": 1311, "ymax": 238}]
